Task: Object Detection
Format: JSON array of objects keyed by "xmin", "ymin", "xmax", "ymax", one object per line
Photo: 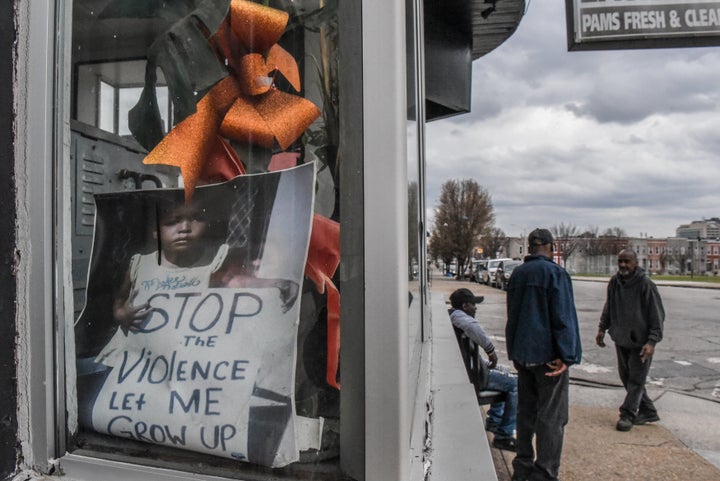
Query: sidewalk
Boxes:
[
  {"xmin": 572, "ymin": 275, "xmax": 720, "ymax": 290},
  {"xmin": 430, "ymin": 274, "xmax": 720, "ymax": 481},
  {"xmin": 488, "ymin": 384, "xmax": 720, "ymax": 481}
]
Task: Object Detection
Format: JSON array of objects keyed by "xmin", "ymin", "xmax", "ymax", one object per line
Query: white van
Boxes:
[{"xmin": 482, "ymin": 257, "xmax": 513, "ymax": 287}]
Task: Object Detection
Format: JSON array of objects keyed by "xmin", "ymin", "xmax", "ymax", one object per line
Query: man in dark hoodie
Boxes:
[{"xmin": 596, "ymin": 249, "xmax": 665, "ymax": 432}]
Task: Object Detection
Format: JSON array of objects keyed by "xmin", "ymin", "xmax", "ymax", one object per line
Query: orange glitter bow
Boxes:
[
  {"xmin": 142, "ymin": 0, "xmax": 340, "ymax": 389},
  {"xmin": 143, "ymin": 0, "xmax": 321, "ymax": 200}
]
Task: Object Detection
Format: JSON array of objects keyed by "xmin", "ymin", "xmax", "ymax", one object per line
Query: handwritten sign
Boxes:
[
  {"xmin": 76, "ymin": 164, "xmax": 315, "ymax": 468},
  {"xmin": 93, "ymin": 287, "xmax": 299, "ymax": 466}
]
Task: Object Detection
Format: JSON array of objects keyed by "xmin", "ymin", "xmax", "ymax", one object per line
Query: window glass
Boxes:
[
  {"xmin": 98, "ymin": 80, "xmax": 115, "ymax": 132},
  {"xmin": 116, "ymin": 86, "xmax": 143, "ymax": 135},
  {"xmin": 67, "ymin": 1, "xmax": 344, "ymax": 478},
  {"xmin": 406, "ymin": 0, "xmax": 425, "ymax": 399}
]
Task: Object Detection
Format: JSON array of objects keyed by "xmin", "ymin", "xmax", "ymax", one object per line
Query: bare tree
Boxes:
[
  {"xmin": 668, "ymin": 249, "xmax": 691, "ymax": 274},
  {"xmin": 428, "ymin": 231, "xmax": 454, "ymax": 274},
  {"xmin": 575, "ymin": 226, "xmax": 628, "ymax": 274},
  {"xmin": 551, "ymin": 222, "xmax": 580, "ymax": 268},
  {"xmin": 598, "ymin": 227, "xmax": 628, "ymax": 256},
  {"xmin": 433, "ymin": 179, "xmax": 495, "ymax": 278},
  {"xmin": 659, "ymin": 251, "xmax": 670, "ymax": 273},
  {"xmin": 480, "ymin": 226, "xmax": 506, "ymax": 259},
  {"xmin": 603, "ymin": 226, "xmax": 627, "ymax": 238},
  {"xmin": 579, "ymin": 226, "xmax": 602, "ymax": 256}
]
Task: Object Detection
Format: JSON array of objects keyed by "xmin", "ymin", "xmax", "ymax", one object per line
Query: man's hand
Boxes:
[
  {"xmin": 488, "ymin": 351, "xmax": 498, "ymax": 369},
  {"xmin": 596, "ymin": 329, "xmax": 606, "ymax": 347},
  {"xmin": 545, "ymin": 359, "xmax": 567, "ymax": 377},
  {"xmin": 640, "ymin": 343, "xmax": 655, "ymax": 363}
]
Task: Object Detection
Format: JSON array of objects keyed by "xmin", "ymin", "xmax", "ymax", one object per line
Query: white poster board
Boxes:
[{"xmin": 75, "ymin": 163, "xmax": 315, "ymax": 467}]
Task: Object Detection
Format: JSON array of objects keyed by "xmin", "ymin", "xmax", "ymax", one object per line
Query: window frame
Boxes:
[
  {"xmin": 15, "ymin": 0, "xmax": 67, "ymax": 470},
  {"xmin": 16, "ymin": 0, "xmax": 415, "ymax": 479}
]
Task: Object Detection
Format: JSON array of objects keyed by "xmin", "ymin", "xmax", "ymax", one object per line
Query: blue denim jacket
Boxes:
[{"xmin": 505, "ymin": 255, "xmax": 582, "ymax": 366}]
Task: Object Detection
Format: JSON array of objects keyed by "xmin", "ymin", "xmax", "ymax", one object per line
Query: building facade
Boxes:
[
  {"xmin": 507, "ymin": 234, "xmax": 718, "ymax": 277},
  {"xmin": 3, "ymin": 1, "xmax": 524, "ymax": 480},
  {"xmin": 676, "ymin": 218, "xmax": 720, "ymax": 240}
]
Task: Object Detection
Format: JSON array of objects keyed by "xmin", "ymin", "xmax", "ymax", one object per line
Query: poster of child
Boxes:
[{"xmin": 74, "ymin": 163, "xmax": 315, "ymax": 467}]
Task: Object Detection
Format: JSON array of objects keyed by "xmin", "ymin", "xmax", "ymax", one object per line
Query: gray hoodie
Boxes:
[
  {"xmin": 449, "ymin": 308, "xmax": 496, "ymax": 356},
  {"xmin": 599, "ymin": 267, "xmax": 665, "ymax": 348}
]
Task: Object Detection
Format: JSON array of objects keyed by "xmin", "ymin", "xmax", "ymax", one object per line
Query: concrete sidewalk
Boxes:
[
  {"xmin": 572, "ymin": 275, "xmax": 720, "ymax": 290},
  {"xmin": 487, "ymin": 383, "xmax": 720, "ymax": 481},
  {"xmin": 430, "ymin": 273, "xmax": 720, "ymax": 481}
]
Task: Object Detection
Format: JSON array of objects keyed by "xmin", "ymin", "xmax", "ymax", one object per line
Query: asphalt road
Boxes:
[{"xmin": 450, "ymin": 277, "xmax": 720, "ymax": 402}]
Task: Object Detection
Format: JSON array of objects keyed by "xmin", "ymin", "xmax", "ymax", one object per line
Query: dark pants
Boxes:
[
  {"xmin": 615, "ymin": 344, "xmax": 657, "ymax": 420},
  {"xmin": 512, "ymin": 362, "xmax": 569, "ymax": 481}
]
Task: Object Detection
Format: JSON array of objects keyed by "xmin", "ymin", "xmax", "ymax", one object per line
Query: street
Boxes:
[{"xmin": 444, "ymin": 277, "xmax": 720, "ymax": 402}]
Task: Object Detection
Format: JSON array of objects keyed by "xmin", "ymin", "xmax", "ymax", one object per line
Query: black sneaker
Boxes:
[
  {"xmin": 634, "ymin": 412, "xmax": 660, "ymax": 425},
  {"xmin": 492, "ymin": 436, "xmax": 517, "ymax": 452},
  {"xmin": 511, "ymin": 467, "xmax": 530, "ymax": 481},
  {"xmin": 616, "ymin": 417, "xmax": 633, "ymax": 431},
  {"xmin": 485, "ymin": 421, "xmax": 499, "ymax": 434}
]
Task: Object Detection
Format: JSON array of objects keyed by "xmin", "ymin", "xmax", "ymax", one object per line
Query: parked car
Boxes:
[
  {"xmin": 465, "ymin": 260, "xmax": 488, "ymax": 282},
  {"xmin": 494, "ymin": 260, "xmax": 522, "ymax": 290},
  {"xmin": 482, "ymin": 258, "xmax": 513, "ymax": 287}
]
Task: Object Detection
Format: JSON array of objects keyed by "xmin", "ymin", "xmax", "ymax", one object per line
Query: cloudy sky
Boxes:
[{"xmin": 425, "ymin": 1, "xmax": 720, "ymax": 239}]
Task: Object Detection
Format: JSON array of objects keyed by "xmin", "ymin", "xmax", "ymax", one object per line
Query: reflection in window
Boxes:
[
  {"xmin": 98, "ymin": 80, "xmax": 115, "ymax": 133},
  {"xmin": 68, "ymin": 0, "xmax": 343, "ymax": 478},
  {"xmin": 83, "ymin": 62, "xmax": 171, "ymax": 137}
]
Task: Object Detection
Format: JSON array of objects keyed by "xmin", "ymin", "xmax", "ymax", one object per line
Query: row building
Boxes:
[{"xmin": 503, "ymin": 219, "xmax": 720, "ymax": 276}]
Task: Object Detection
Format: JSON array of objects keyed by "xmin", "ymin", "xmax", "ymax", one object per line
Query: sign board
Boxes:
[
  {"xmin": 74, "ymin": 164, "xmax": 318, "ymax": 467},
  {"xmin": 566, "ymin": 0, "xmax": 720, "ymax": 50}
]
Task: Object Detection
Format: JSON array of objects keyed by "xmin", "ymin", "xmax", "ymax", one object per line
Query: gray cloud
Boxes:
[
  {"xmin": 426, "ymin": 2, "xmax": 720, "ymax": 239},
  {"xmin": 443, "ymin": 3, "xmax": 720, "ymax": 129}
]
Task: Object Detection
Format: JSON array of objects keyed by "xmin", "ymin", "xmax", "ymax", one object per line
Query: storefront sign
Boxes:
[{"xmin": 566, "ymin": 0, "xmax": 720, "ymax": 50}]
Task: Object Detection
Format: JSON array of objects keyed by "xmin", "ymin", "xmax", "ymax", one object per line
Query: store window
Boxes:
[
  {"xmin": 65, "ymin": 0, "xmax": 346, "ymax": 478},
  {"xmin": 406, "ymin": 0, "xmax": 425, "ymax": 396}
]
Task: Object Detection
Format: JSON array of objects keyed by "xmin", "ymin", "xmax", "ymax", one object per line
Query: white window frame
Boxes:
[
  {"xmin": 15, "ymin": 0, "xmax": 63, "ymax": 471},
  {"xmin": 362, "ymin": 0, "xmax": 410, "ymax": 478}
]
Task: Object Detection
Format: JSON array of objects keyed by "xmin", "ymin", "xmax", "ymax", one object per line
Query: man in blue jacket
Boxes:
[
  {"xmin": 596, "ymin": 249, "xmax": 664, "ymax": 432},
  {"xmin": 505, "ymin": 228, "xmax": 582, "ymax": 481}
]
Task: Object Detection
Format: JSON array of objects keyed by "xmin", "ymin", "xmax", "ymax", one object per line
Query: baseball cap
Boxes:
[
  {"xmin": 528, "ymin": 228, "xmax": 553, "ymax": 247},
  {"xmin": 449, "ymin": 288, "xmax": 484, "ymax": 309}
]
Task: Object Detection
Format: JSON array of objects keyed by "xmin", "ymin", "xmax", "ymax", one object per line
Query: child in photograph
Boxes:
[{"xmin": 111, "ymin": 193, "xmax": 299, "ymax": 337}]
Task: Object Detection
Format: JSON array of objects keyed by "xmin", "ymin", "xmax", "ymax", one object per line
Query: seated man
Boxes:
[{"xmin": 449, "ymin": 288, "xmax": 518, "ymax": 451}]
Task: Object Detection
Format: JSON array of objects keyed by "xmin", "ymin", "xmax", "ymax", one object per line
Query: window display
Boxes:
[{"xmin": 69, "ymin": 0, "xmax": 342, "ymax": 474}]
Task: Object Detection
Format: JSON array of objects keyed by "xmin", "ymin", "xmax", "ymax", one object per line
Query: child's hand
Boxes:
[
  {"xmin": 114, "ymin": 289, "xmax": 152, "ymax": 334},
  {"xmin": 275, "ymin": 280, "xmax": 299, "ymax": 313}
]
